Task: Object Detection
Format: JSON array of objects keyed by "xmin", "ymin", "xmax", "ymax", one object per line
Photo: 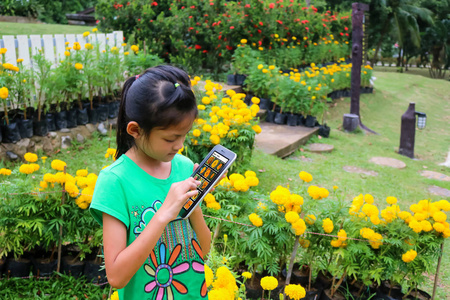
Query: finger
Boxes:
[
  {"xmin": 186, "ymin": 189, "xmax": 198, "ymax": 199},
  {"xmin": 193, "ymin": 163, "xmax": 199, "ymax": 172}
]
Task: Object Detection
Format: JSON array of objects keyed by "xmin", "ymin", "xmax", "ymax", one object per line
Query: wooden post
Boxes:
[
  {"xmin": 57, "ymin": 165, "xmax": 67, "ymax": 273},
  {"xmin": 431, "ymin": 242, "xmax": 445, "ymax": 300},
  {"xmin": 347, "ymin": 3, "xmax": 376, "ymax": 134},
  {"xmin": 398, "ymin": 103, "xmax": 416, "ymax": 158}
]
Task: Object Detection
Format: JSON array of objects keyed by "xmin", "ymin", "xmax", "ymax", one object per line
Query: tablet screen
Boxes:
[{"xmin": 182, "ymin": 151, "xmax": 229, "ymax": 212}]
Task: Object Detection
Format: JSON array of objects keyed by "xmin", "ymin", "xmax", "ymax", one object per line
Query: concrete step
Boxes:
[{"xmin": 255, "ymin": 122, "xmax": 319, "ymax": 158}]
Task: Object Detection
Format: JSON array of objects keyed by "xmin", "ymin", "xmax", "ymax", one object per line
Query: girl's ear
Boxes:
[{"xmin": 126, "ymin": 121, "xmax": 142, "ymax": 139}]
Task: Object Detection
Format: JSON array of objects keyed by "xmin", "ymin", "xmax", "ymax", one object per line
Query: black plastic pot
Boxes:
[
  {"xmin": 6, "ymin": 258, "xmax": 32, "ymax": 278},
  {"xmin": 259, "ymin": 97, "xmax": 271, "ymax": 110},
  {"xmin": 83, "ymin": 260, "xmax": 107, "ymax": 283},
  {"xmin": 305, "ymin": 115, "xmax": 317, "ymax": 128},
  {"xmin": 297, "ymin": 115, "xmax": 306, "ymax": 126},
  {"xmin": 266, "ymin": 110, "xmax": 276, "ymax": 123},
  {"xmin": 46, "ymin": 113, "xmax": 56, "ymax": 132},
  {"xmin": 287, "ymin": 114, "xmax": 299, "ymax": 126},
  {"xmin": 0, "ymin": 258, "xmax": 6, "ymax": 277},
  {"xmin": 55, "ymin": 110, "xmax": 68, "ymax": 130},
  {"xmin": 235, "ymin": 74, "xmax": 247, "ymax": 85},
  {"xmin": 1, "ymin": 121, "xmax": 22, "ymax": 143},
  {"xmin": 62, "ymin": 256, "xmax": 85, "ymax": 278},
  {"xmin": 66, "ymin": 106, "xmax": 78, "ymax": 128},
  {"xmin": 318, "ymin": 123, "xmax": 331, "ymax": 138},
  {"xmin": 108, "ymin": 101, "xmax": 119, "ymax": 119},
  {"xmin": 379, "ymin": 281, "xmax": 405, "ymax": 300},
  {"xmin": 0, "ymin": 127, "xmax": 2, "ymax": 143},
  {"xmin": 406, "ymin": 289, "xmax": 431, "ymax": 300},
  {"xmin": 18, "ymin": 118, "xmax": 33, "ymax": 138},
  {"xmin": 31, "ymin": 258, "xmax": 57, "ymax": 277},
  {"xmin": 304, "ymin": 289, "xmax": 323, "ymax": 300},
  {"xmin": 33, "ymin": 119, "xmax": 48, "ymax": 137},
  {"xmin": 227, "ymin": 74, "xmax": 237, "ymax": 85},
  {"xmin": 97, "ymin": 103, "xmax": 109, "ymax": 121},
  {"xmin": 314, "ymin": 271, "xmax": 333, "ymax": 290},
  {"xmin": 88, "ymin": 107, "xmax": 99, "ymax": 125},
  {"xmin": 274, "ymin": 112, "xmax": 287, "ymax": 124},
  {"xmin": 77, "ymin": 107, "xmax": 89, "ymax": 125}
]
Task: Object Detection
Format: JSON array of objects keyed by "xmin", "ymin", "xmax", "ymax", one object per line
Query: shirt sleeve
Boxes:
[{"xmin": 90, "ymin": 170, "xmax": 130, "ymax": 228}]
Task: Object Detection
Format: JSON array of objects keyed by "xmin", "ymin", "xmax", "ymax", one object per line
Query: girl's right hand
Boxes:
[{"xmin": 158, "ymin": 177, "xmax": 200, "ymax": 222}]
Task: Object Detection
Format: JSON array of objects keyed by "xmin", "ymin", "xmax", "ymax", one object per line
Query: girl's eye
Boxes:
[{"xmin": 165, "ymin": 139, "xmax": 176, "ymax": 143}]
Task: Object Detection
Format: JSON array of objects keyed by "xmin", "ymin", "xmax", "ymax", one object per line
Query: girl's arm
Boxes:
[
  {"xmin": 189, "ymin": 206, "xmax": 212, "ymax": 257},
  {"xmin": 103, "ymin": 177, "xmax": 200, "ymax": 289}
]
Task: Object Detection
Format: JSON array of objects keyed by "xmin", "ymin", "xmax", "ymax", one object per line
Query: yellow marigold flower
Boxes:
[
  {"xmin": 205, "ymin": 264, "xmax": 214, "ymax": 287},
  {"xmin": 0, "ymin": 48, "xmax": 7, "ymax": 54},
  {"xmin": 270, "ymin": 186, "xmax": 291, "ymax": 205},
  {"xmin": 331, "ymin": 239, "xmax": 342, "ymax": 247},
  {"xmin": 234, "ymin": 179, "xmax": 249, "ymax": 192},
  {"xmin": 285, "ymin": 211, "xmax": 300, "ymax": 224},
  {"xmin": 402, "ymin": 249, "xmax": 417, "ymax": 263},
  {"xmin": 258, "ymin": 47, "xmax": 263, "ymax": 51},
  {"xmin": 251, "ymin": 97, "xmax": 260, "ymax": 104},
  {"xmin": 197, "ymin": 104, "xmax": 206, "ymax": 110},
  {"xmin": 249, "ymin": 213, "xmax": 263, "ymax": 227},
  {"xmin": 370, "ymin": 215, "xmax": 381, "ymax": 225},
  {"xmin": 30, "ymin": 163, "xmax": 40, "ymax": 172},
  {"xmin": 0, "ymin": 168, "xmax": 12, "ymax": 176},
  {"xmin": 202, "ymin": 97, "xmax": 211, "ymax": 105},
  {"xmin": 51, "ymin": 159, "xmax": 67, "ymax": 171},
  {"xmin": 244, "ymin": 176, "xmax": 259, "ymax": 187},
  {"xmin": 206, "ymin": 201, "xmax": 221, "ymax": 210},
  {"xmin": 305, "ymin": 215, "xmax": 316, "ymax": 225},
  {"xmin": 443, "ymin": 228, "xmax": 450, "ymax": 238},
  {"xmin": 337, "ymin": 229, "xmax": 347, "ymax": 242},
  {"xmin": 65, "ymin": 182, "xmax": 80, "ymax": 198},
  {"xmin": 82, "ymin": 31, "xmax": 90, "ymax": 37},
  {"xmin": 260, "ymin": 276, "xmax": 278, "ymax": 291},
  {"xmin": 285, "ymin": 284, "xmax": 306, "ymax": 300},
  {"xmin": 435, "ymin": 200, "xmax": 450, "ymax": 211},
  {"xmin": 252, "ymin": 125, "xmax": 262, "ymax": 134},
  {"xmin": 124, "ymin": 51, "xmax": 130, "ymax": 55},
  {"xmin": 0, "ymin": 87, "xmax": 9, "ymax": 99},
  {"xmin": 92, "ymin": 28, "xmax": 98, "ymax": 32},
  {"xmin": 17, "ymin": 58, "xmax": 24, "ymax": 63},
  {"xmin": 24, "ymin": 152, "xmax": 38, "ymax": 163},
  {"xmin": 364, "ymin": 194, "xmax": 374, "ymax": 204},
  {"xmin": 242, "ymin": 271, "xmax": 252, "ymax": 279},
  {"xmin": 75, "ymin": 63, "xmax": 83, "ymax": 70},
  {"xmin": 322, "ymin": 218, "xmax": 334, "ymax": 233},
  {"xmin": 433, "ymin": 211, "xmax": 447, "ymax": 223},
  {"xmin": 433, "ymin": 222, "xmax": 445, "ymax": 233},
  {"xmin": 333, "ymin": 185, "xmax": 338, "ymax": 190},
  {"xmin": 244, "ymin": 170, "xmax": 256, "ymax": 178},
  {"xmin": 76, "ymin": 169, "xmax": 88, "ymax": 177},
  {"xmin": 64, "ymin": 51, "xmax": 70, "ymax": 57},
  {"xmin": 240, "ymin": 39, "xmax": 247, "ymax": 44},
  {"xmin": 43, "ymin": 173, "xmax": 56, "ymax": 183},
  {"xmin": 192, "ymin": 129, "xmax": 201, "ymax": 137},
  {"xmin": 110, "ymin": 291, "xmax": 119, "ymax": 300},
  {"xmin": 257, "ymin": 64, "xmax": 264, "ymax": 70},
  {"xmin": 386, "ymin": 196, "xmax": 397, "ymax": 205},
  {"xmin": 131, "ymin": 45, "xmax": 139, "ymax": 52},
  {"xmin": 73, "ymin": 42, "xmax": 81, "ymax": 51},
  {"xmin": 299, "ymin": 239, "xmax": 310, "ymax": 248},
  {"xmin": 210, "ymin": 134, "xmax": 220, "ymax": 145},
  {"xmin": 292, "ymin": 218, "xmax": 306, "ymax": 236},
  {"xmin": 85, "ymin": 43, "xmax": 93, "ymax": 50},
  {"xmin": 39, "ymin": 181, "xmax": 48, "ymax": 189},
  {"xmin": 299, "ymin": 171, "xmax": 313, "ymax": 183},
  {"xmin": 269, "ymin": 65, "xmax": 275, "ymax": 70},
  {"xmin": 421, "ymin": 220, "xmax": 433, "ymax": 232},
  {"xmin": 262, "ymin": 69, "xmax": 269, "ymax": 73},
  {"xmin": 19, "ymin": 164, "xmax": 34, "ymax": 174},
  {"xmin": 409, "ymin": 219, "xmax": 422, "ymax": 233}
]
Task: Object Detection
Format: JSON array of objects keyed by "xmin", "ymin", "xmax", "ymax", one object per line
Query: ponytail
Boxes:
[{"xmin": 115, "ymin": 75, "xmax": 138, "ymax": 160}]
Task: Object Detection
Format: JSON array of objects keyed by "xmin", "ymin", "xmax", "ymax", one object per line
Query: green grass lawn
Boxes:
[{"xmin": 0, "ymin": 21, "xmax": 96, "ymax": 36}]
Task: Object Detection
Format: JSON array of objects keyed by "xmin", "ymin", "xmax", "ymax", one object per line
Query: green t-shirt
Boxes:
[{"xmin": 90, "ymin": 154, "xmax": 208, "ymax": 300}]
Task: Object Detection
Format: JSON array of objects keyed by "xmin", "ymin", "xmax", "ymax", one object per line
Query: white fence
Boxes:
[{"xmin": 0, "ymin": 31, "xmax": 124, "ymax": 69}]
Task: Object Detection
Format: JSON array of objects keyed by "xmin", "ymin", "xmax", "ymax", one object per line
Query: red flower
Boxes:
[
  {"xmin": 195, "ymin": 45, "xmax": 202, "ymax": 50},
  {"xmin": 181, "ymin": 6, "xmax": 185, "ymax": 9},
  {"xmin": 218, "ymin": 35, "xmax": 222, "ymax": 40},
  {"xmin": 258, "ymin": 40, "xmax": 262, "ymax": 46},
  {"xmin": 203, "ymin": 50, "xmax": 208, "ymax": 53},
  {"xmin": 259, "ymin": 21, "xmax": 263, "ymax": 26},
  {"xmin": 226, "ymin": 45, "xmax": 233, "ymax": 50},
  {"xmin": 188, "ymin": 27, "xmax": 194, "ymax": 31},
  {"xmin": 245, "ymin": 4, "xmax": 250, "ymax": 8},
  {"xmin": 138, "ymin": 19, "xmax": 141, "ymax": 21},
  {"xmin": 345, "ymin": 33, "xmax": 349, "ymax": 36},
  {"xmin": 344, "ymin": 27, "xmax": 348, "ymax": 31},
  {"xmin": 269, "ymin": 3, "xmax": 275, "ymax": 8},
  {"xmin": 340, "ymin": 32, "xmax": 344, "ymax": 36},
  {"xmin": 210, "ymin": 2, "xmax": 214, "ymax": 5},
  {"xmin": 219, "ymin": 53, "xmax": 222, "ymax": 56},
  {"xmin": 257, "ymin": 29, "xmax": 261, "ymax": 33},
  {"xmin": 302, "ymin": 7, "xmax": 307, "ymax": 10},
  {"xmin": 230, "ymin": 26, "xmax": 234, "ymax": 29},
  {"xmin": 305, "ymin": 27, "xmax": 309, "ymax": 30},
  {"xmin": 189, "ymin": 16, "xmax": 193, "ymax": 18},
  {"xmin": 151, "ymin": 1, "xmax": 158, "ymax": 6},
  {"xmin": 277, "ymin": 20, "xmax": 283, "ymax": 24},
  {"xmin": 191, "ymin": 5, "xmax": 195, "ymax": 8}
]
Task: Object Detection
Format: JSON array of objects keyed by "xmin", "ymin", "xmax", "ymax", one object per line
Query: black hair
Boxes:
[{"xmin": 115, "ymin": 65, "xmax": 198, "ymax": 160}]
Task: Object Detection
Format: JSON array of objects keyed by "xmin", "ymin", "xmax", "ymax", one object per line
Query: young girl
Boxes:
[{"xmin": 90, "ymin": 65, "xmax": 211, "ymax": 299}]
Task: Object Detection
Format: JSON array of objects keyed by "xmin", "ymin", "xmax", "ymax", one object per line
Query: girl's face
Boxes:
[{"xmin": 137, "ymin": 115, "xmax": 194, "ymax": 163}]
